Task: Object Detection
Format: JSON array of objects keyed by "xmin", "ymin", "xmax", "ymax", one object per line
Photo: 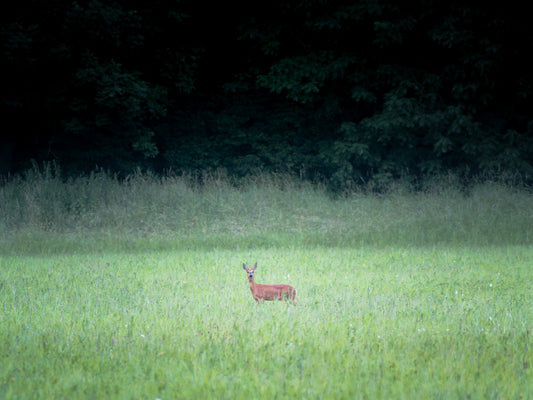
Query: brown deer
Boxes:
[{"xmin": 243, "ymin": 263, "xmax": 297, "ymax": 305}]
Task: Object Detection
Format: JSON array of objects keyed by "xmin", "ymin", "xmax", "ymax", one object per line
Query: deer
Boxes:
[{"xmin": 243, "ymin": 263, "xmax": 297, "ymax": 305}]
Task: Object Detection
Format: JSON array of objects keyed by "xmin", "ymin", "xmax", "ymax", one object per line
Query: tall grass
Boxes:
[{"xmin": 1, "ymin": 164, "xmax": 531, "ymax": 254}]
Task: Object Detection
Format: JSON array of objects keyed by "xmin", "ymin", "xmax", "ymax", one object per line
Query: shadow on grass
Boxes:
[{"xmin": 2, "ymin": 229, "xmax": 532, "ymax": 256}]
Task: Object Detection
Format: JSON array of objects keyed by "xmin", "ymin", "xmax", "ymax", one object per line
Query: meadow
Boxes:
[{"xmin": 1, "ymin": 166, "xmax": 532, "ymax": 399}]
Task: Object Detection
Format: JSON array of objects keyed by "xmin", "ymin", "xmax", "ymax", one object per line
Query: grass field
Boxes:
[{"xmin": 1, "ymin": 167, "xmax": 532, "ymax": 399}]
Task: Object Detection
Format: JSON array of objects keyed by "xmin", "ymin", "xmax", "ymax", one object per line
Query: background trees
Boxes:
[{"xmin": 2, "ymin": 0, "xmax": 532, "ymax": 186}]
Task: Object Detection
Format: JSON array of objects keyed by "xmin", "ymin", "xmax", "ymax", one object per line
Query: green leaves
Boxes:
[
  {"xmin": 257, "ymin": 52, "xmax": 355, "ymax": 103},
  {"xmin": 69, "ymin": 55, "xmax": 166, "ymax": 162},
  {"xmin": 2, "ymin": 0, "xmax": 533, "ymax": 184}
]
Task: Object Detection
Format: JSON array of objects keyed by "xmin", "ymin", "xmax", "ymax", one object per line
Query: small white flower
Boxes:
[
  {"xmin": 140, "ymin": 334, "xmax": 145, "ymax": 338},
  {"xmin": 455, "ymin": 290, "xmax": 458, "ymax": 295},
  {"xmin": 489, "ymin": 283, "xmax": 493, "ymax": 288}
]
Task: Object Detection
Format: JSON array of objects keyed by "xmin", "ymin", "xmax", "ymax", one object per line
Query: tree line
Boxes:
[{"xmin": 2, "ymin": 0, "xmax": 533, "ymax": 187}]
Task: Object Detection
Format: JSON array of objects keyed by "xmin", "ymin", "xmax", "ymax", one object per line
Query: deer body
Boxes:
[{"xmin": 243, "ymin": 263, "xmax": 297, "ymax": 306}]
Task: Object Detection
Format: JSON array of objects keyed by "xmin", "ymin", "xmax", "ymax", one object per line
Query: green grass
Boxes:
[
  {"xmin": 1, "ymin": 167, "xmax": 532, "ymax": 399},
  {"xmin": 1, "ymin": 247, "xmax": 532, "ymax": 399}
]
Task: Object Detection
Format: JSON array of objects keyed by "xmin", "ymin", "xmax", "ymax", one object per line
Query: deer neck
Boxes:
[{"xmin": 248, "ymin": 277, "xmax": 256, "ymax": 293}]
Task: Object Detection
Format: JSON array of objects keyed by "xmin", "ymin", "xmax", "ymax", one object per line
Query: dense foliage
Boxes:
[{"xmin": 2, "ymin": 1, "xmax": 533, "ymax": 186}]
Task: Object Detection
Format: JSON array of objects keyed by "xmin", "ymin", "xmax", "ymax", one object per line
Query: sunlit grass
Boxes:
[{"xmin": 1, "ymin": 247, "xmax": 532, "ymax": 399}]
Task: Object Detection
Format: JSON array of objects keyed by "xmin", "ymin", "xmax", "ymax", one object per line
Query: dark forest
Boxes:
[{"xmin": 2, "ymin": 0, "xmax": 533, "ymax": 187}]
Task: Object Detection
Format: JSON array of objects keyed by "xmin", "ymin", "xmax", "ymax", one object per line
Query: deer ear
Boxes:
[
  {"xmin": 253, "ymin": 262, "xmax": 257, "ymax": 270},
  {"xmin": 243, "ymin": 263, "xmax": 247, "ymax": 270}
]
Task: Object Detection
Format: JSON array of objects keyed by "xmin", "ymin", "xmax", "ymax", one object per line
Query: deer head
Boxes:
[{"xmin": 243, "ymin": 262, "xmax": 257, "ymax": 280}]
